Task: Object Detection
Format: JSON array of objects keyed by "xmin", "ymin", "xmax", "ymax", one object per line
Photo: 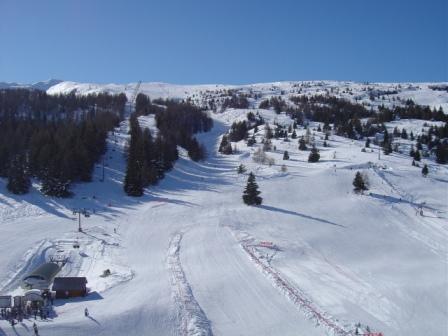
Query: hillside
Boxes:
[{"xmin": 0, "ymin": 80, "xmax": 447, "ymax": 336}]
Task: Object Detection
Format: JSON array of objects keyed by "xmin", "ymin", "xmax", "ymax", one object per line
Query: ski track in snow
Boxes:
[{"xmin": 167, "ymin": 232, "xmax": 213, "ymax": 336}]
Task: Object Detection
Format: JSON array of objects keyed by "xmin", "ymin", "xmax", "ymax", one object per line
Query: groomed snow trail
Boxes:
[{"xmin": 168, "ymin": 232, "xmax": 213, "ymax": 336}]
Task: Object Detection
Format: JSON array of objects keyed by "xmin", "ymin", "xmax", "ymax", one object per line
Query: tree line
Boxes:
[
  {"xmin": 0, "ymin": 88, "xmax": 125, "ymax": 196},
  {"xmin": 123, "ymin": 95, "xmax": 213, "ymax": 196}
]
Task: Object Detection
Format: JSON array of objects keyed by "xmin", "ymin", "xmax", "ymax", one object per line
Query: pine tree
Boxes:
[
  {"xmin": 436, "ymin": 143, "xmax": 447, "ymax": 164},
  {"xmin": 308, "ymin": 146, "xmax": 320, "ymax": 162},
  {"xmin": 283, "ymin": 150, "xmax": 289, "ymax": 160},
  {"xmin": 422, "ymin": 164, "xmax": 428, "ymax": 177},
  {"xmin": 383, "ymin": 141, "xmax": 392, "ymax": 155},
  {"xmin": 298, "ymin": 136, "xmax": 307, "ymax": 150},
  {"xmin": 264, "ymin": 123, "xmax": 273, "ymax": 139},
  {"xmin": 413, "ymin": 150, "xmax": 421, "ymax": 161},
  {"xmin": 291, "ymin": 130, "xmax": 297, "ymax": 139},
  {"xmin": 123, "ymin": 158, "xmax": 144, "ymax": 196},
  {"xmin": 218, "ymin": 135, "xmax": 233, "ymax": 154},
  {"xmin": 237, "ymin": 164, "xmax": 247, "ymax": 174},
  {"xmin": 353, "ymin": 172, "xmax": 368, "ymax": 192},
  {"xmin": 242, "ymin": 172, "xmax": 262, "ymax": 205},
  {"xmin": 247, "ymin": 135, "xmax": 256, "ymax": 146},
  {"xmin": 7, "ymin": 154, "xmax": 30, "ymax": 195}
]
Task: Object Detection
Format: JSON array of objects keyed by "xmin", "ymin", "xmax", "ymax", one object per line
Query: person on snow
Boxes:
[
  {"xmin": 33, "ymin": 322, "xmax": 39, "ymax": 336},
  {"xmin": 84, "ymin": 307, "xmax": 89, "ymax": 317}
]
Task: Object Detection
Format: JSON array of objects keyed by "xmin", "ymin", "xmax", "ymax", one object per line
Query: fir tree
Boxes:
[
  {"xmin": 298, "ymin": 136, "xmax": 307, "ymax": 150},
  {"xmin": 291, "ymin": 130, "xmax": 297, "ymax": 139},
  {"xmin": 413, "ymin": 150, "xmax": 421, "ymax": 161},
  {"xmin": 7, "ymin": 154, "xmax": 30, "ymax": 195},
  {"xmin": 308, "ymin": 146, "xmax": 320, "ymax": 162},
  {"xmin": 247, "ymin": 134, "xmax": 256, "ymax": 146},
  {"xmin": 436, "ymin": 143, "xmax": 448, "ymax": 164},
  {"xmin": 422, "ymin": 164, "xmax": 428, "ymax": 177},
  {"xmin": 242, "ymin": 172, "xmax": 262, "ymax": 205},
  {"xmin": 283, "ymin": 150, "xmax": 289, "ymax": 160},
  {"xmin": 218, "ymin": 135, "xmax": 233, "ymax": 154},
  {"xmin": 237, "ymin": 164, "xmax": 247, "ymax": 174},
  {"xmin": 353, "ymin": 171, "xmax": 368, "ymax": 192}
]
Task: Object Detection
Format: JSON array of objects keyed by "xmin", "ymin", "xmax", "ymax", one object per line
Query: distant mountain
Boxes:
[{"xmin": 0, "ymin": 79, "xmax": 63, "ymax": 91}]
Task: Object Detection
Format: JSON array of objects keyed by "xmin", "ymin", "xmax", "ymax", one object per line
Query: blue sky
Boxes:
[{"xmin": 0, "ymin": 0, "xmax": 446, "ymax": 84}]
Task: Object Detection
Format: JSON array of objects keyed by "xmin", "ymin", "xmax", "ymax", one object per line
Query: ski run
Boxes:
[{"xmin": 0, "ymin": 80, "xmax": 447, "ymax": 336}]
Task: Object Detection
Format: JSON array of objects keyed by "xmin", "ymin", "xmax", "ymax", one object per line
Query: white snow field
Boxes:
[{"xmin": 0, "ymin": 81, "xmax": 447, "ymax": 336}]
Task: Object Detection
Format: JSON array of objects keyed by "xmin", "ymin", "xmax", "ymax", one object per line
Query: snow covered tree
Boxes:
[
  {"xmin": 304, "ymin": 127, "xmax": 311, "ymax": 144},
  {"xmin": 242, "ymin": 172, "xmax": 262, "ymax": 205},
  {"xmin": 7, "ymin": 154, "xmax": 30, "ymax": 195},
  {"xmin": 308, "ymin": 146, "xmax": 320, "ymax": 162},
  {"xmin": 422, "ymin": 164, "xmax": 428, "ymax": 177},
  {"xmin": 291, "ymin": 130, "xmax": 297, "ymax": 139},
  {"xmin": 263, "ymin": 138, "xmax": 272, "ymax": 151},
  {"xmin": 353, "ymin": 171, "xmax": 368, "ymax": 192},
  {"xmin": 283, "ymin": 150, "xmax": 289, "ymax": 160}
]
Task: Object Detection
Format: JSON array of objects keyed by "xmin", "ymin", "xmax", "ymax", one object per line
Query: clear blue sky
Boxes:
[{"xmin": 1, "ymin": 0, "xmax": 447, "ymax": 84}]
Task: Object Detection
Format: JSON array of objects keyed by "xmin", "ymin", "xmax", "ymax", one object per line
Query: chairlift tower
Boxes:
[{"xmin": 73, "ymin": 208, "xmax": 90, "ymax": 232}]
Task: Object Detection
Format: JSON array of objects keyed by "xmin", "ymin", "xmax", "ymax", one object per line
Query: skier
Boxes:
[
  {"xmin": 84, "ymin": 307, "xmax": 89, "ymax": 317},
  {"xmin": 33, "ymin": 322, "xmax": 39, "ymax": 336}
]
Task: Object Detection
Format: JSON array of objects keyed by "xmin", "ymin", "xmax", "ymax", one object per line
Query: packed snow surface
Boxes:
[{"xmin": 0, "ymin": 80, "xmax": 447, "ymax": 336}]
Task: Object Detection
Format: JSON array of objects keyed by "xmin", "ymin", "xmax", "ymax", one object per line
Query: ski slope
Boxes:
[{"xmin": 0, "ymin": 81, "xmax": 447, "ymax": 336}]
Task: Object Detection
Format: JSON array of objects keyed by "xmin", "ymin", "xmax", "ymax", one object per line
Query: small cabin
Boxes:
[{"xmin": 52, "ymin": 277, "xmax": 88, "ymax": 298}]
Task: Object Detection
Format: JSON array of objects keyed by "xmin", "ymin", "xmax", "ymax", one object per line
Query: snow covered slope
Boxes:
[
  {"xmin": 0, "ymin": 80, "xmax": 447, "ymax": 336},
  {"xmin": 44, "ymin": 80, "xmax": 448, "ymax": 112}
]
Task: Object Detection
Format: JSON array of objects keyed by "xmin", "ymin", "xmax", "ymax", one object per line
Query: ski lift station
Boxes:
[
  {"xmin": 22, "ymin": 262, "xmax": 61, "ymax": 290},
  {"xmin": 52, "ymin": 277, "xmax": 88, "ymax": 298}
]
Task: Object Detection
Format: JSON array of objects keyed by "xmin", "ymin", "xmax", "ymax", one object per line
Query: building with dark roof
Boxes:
[
  {"xmin": 52, "ymin": 277, "xmax": 88, "ymax": 298},
  {"xmin": 22, "ymin": 263, "xmax": 61, "ymax": 289}
]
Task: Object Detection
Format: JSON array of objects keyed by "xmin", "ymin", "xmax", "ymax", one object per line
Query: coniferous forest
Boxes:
[
  {"xmin": 123, "ymin": 94, "xmax": 213, "ymax": 196},
  {"xmin": 0, "ymin": 89, "xmax": 126, "ymax": 196}
]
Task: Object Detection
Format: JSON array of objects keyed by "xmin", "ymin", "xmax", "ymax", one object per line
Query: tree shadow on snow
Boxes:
[{"xmin": 258, "ymin": 204, "xmax": 346, "ymax": 228}]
